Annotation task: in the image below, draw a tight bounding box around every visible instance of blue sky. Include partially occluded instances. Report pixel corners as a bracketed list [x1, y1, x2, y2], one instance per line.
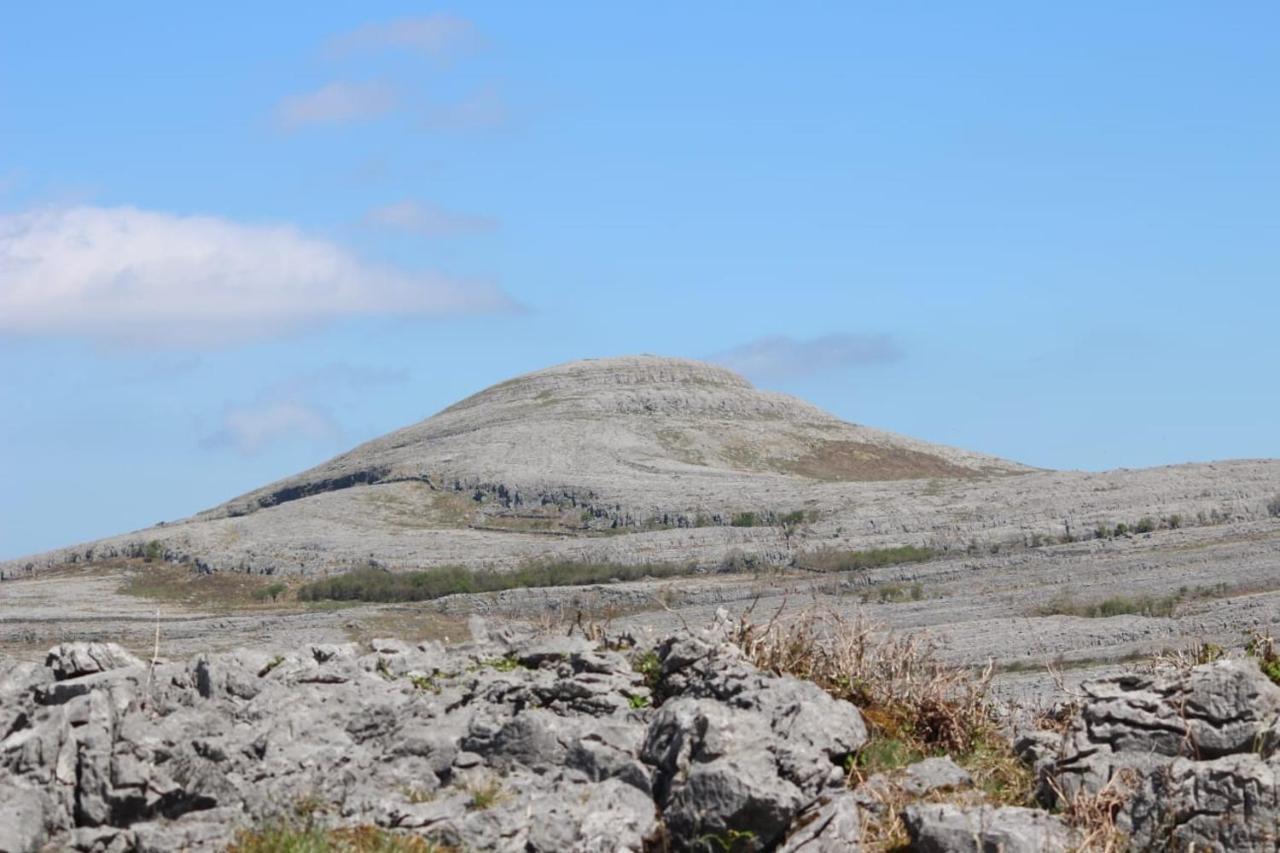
[2, 2, 1278, 558]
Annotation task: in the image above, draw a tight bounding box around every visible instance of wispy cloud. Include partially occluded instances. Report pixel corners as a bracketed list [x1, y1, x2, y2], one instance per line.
[201, 364, 409, 455]
[202, 401, 342, 455]
[365, 199, 497, 236]
[711, 333, 903, 381]
[421, 86, 509, 132]
[275, 82, 395, 130]
[327, 15, 479, 60]
[0, 205, 515, 346]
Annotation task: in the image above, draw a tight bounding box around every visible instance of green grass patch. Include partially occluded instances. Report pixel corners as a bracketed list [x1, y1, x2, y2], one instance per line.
[1036, 591, 1183, 619]
[794, 545, 939, 573]
[1247, 631, 1280, 686]
[229, 822, 449, 852]
[297, 560, 696, 603]
[853, 737, 926, 775]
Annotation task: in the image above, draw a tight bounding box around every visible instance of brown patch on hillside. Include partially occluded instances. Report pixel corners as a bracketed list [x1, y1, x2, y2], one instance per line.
[784, 440, 981, 481]
[118, 561, 299, 611]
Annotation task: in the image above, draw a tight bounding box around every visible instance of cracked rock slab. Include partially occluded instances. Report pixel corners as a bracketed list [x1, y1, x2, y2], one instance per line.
[902, 803, 1079, 853]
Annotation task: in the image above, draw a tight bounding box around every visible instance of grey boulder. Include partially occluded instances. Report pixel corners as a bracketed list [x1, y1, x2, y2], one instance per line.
[902, 803, 1078, 853]
[44, 643, 144, 681]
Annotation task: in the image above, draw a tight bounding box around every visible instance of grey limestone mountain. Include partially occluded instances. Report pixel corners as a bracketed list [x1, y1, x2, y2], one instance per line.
[5, 354, 1277, 580]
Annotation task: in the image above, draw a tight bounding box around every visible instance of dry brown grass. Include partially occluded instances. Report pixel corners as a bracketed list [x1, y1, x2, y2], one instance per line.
[785, 439, 980, 482]
[726, 606, 1036, 851]
[229, 822, 453, 853]
[340, 607, 472, 647]
[1048, 768, 1136, 852]
[730, 608, 995, 756]
[118, 561, 301, 611]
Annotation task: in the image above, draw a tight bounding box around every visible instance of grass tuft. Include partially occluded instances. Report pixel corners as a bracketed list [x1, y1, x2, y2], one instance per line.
[467, 778, 505, 811]
[229, 821, 451, 852]
[1247, 630, 1280, 686]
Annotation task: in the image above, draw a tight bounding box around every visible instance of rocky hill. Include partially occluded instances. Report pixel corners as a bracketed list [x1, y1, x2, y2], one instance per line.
[204, 355, 1029, 521]
[6, 355, 1278, 579]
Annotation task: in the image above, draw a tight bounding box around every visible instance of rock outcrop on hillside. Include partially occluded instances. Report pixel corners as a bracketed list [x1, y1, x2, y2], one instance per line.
[5, 613, 1280, 852]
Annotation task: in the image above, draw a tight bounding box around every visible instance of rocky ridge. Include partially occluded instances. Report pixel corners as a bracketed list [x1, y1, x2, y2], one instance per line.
[4, 616, 1280, 851]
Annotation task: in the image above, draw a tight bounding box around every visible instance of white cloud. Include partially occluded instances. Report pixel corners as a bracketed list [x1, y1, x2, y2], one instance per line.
[201, 364, 409, 454]
[327, 15, 479, 59]
[711, 334, 902, 381]
[275, 82, 395, 129]
[0, 205, 514, 346]
[365, 200, 497, 236]
[421, 86, 509, 131]
[202, 401, 341, 455]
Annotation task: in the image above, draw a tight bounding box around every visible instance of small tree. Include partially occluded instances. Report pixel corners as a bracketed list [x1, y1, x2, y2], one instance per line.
[252, 582, 288, 603]
[1267, 495, 1280, 518]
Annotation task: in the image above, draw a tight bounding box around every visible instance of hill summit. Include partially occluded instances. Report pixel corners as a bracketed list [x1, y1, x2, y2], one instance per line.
[205, 355, 1027, 520]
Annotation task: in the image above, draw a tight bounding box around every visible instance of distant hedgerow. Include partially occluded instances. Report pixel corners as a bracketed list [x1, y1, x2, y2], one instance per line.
[297, 560, 695, 603]
[793, 545, 939, 573]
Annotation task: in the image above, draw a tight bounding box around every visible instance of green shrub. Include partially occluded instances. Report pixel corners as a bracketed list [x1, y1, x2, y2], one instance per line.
[795, 545, 938, 573]
[297, 560, 695, 603]
[730, 512, 757, 528]
[252, 582, 287, 603]
[1166, 514, 1182, 530]
[632, 649, 662, 691]
[1133, 517, 1156, 534]
[779, 510, 811, 528]
[1037, 591, 1182, 619]
[1268, 495, 1280, 518]
[142, 540, 164, 563]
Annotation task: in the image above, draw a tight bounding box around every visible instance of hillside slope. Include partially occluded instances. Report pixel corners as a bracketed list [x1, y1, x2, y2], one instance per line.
[5, 355, 1279, 578]
[201, 355, 1028, 520]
